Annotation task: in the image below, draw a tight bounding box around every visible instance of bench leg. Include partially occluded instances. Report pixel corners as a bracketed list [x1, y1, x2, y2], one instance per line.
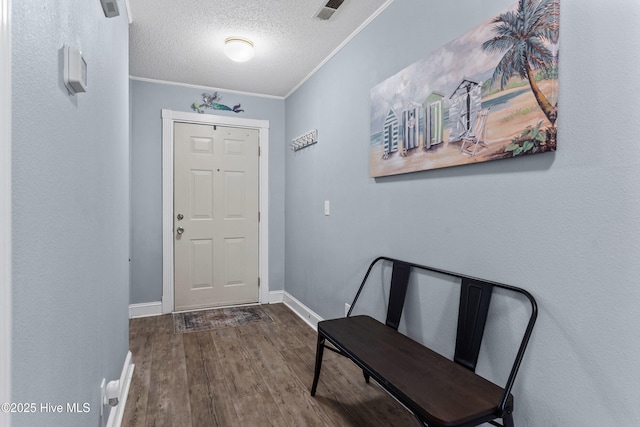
[310, 335, 325, 396]
[502, 410, 514, 427]
[363, 370, 370, 384]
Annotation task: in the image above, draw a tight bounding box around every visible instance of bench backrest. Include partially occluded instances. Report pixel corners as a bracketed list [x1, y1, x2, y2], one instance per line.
[347, 256, 537, 414]
[382, 261, 494, 371]
[455, 278, 493, 371]
[385, 260, 411, 331]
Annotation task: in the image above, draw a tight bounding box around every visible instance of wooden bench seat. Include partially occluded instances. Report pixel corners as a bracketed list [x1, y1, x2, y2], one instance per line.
[310, 257, 537, 427]
[319, 315, 511, 426]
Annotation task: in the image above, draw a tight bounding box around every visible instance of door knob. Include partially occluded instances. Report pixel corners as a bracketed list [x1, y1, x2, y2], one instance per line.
[176, 227, 184, 235]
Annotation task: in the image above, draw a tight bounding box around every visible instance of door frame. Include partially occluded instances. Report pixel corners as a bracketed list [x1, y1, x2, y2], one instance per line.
[1, 0, 12, 421]
[161, 109, 269, 314]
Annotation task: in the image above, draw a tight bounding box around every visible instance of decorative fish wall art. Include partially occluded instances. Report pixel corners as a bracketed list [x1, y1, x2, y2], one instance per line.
[191, 92, 244, 114]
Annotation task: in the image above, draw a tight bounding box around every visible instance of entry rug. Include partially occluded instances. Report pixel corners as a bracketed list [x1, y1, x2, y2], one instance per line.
[173, 306, 272, 334]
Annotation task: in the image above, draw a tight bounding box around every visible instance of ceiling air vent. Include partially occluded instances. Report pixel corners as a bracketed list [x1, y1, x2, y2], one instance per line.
[315, 0, 345, 20]
[100, 0, 120, 18]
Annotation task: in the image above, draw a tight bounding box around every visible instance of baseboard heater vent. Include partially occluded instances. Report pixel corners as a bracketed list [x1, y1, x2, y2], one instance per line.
[315, 0, 345, 20]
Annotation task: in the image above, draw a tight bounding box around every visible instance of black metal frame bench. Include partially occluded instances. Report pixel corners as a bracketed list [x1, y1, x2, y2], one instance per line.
[310, 256, 537, 427]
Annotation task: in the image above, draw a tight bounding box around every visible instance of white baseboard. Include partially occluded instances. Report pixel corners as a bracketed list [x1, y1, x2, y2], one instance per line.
[129, 301, 162, 318]
[282, 291, 323, 331]
[130, 294, 304, 317]
[106, 351, 135, 427]
[268, 290, 284, 304]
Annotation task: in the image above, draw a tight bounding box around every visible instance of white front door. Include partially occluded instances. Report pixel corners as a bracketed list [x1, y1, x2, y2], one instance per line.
[173, 122, 259, 311]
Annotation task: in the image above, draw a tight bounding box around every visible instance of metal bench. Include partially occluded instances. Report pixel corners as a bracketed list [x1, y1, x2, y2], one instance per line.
[310, 256, 538, 427]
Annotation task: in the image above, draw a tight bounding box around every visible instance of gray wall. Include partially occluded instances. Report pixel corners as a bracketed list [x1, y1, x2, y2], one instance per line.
[285, 0, 640, 425]
[129, 79, 286, 304]
[11, 1, 130, 426]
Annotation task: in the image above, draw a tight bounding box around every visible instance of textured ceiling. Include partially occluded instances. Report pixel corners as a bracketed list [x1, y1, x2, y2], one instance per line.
[128, 0, 390, 97]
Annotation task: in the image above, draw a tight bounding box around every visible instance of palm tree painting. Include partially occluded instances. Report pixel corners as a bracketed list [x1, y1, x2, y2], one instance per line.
[369, 0, 560, 178]
[482, 0, 559, 154]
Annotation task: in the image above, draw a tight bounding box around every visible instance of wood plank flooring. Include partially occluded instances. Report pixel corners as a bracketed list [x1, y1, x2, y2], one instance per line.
[122, 303, 416, 427]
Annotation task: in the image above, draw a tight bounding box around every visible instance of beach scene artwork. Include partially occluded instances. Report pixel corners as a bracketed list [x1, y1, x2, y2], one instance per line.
[370, 0, 559, 177]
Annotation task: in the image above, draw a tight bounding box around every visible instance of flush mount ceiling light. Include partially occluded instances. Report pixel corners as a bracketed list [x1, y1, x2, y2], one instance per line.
[224, 37, 255, 62]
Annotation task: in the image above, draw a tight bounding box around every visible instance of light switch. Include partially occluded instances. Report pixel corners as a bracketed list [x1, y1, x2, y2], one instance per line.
[324, 200, 330, 216]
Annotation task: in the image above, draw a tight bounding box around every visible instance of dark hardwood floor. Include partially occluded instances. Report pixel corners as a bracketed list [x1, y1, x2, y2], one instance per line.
[122, 303, 416, 427]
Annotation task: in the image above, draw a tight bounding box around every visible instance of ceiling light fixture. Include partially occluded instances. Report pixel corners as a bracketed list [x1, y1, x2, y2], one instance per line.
[224, 37, 255, 62]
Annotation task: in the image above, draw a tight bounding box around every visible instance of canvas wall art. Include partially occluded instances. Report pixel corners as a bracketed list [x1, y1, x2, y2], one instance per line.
[370, 0, 559, 177]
